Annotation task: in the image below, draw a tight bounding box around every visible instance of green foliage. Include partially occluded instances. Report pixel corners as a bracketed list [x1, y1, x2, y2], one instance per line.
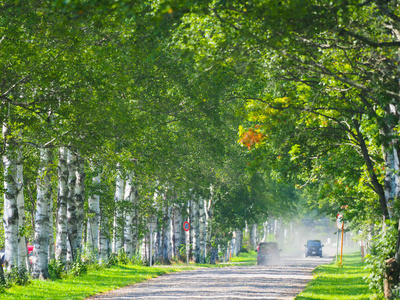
[48, 260, 65, 281]
[107, 249, 130, 267]
[4, 267, 30, 287]
[364, 221, 398, 297]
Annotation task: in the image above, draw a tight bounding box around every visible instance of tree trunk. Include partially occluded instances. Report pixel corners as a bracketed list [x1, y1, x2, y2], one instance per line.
[2, 123, 19, 271]
[16, 147, 29, 271]
[75, 152, 85, 254]
[67, 149, 78, 262]
[98, 208, 109, 265]
[123, 173, 134, 257]
[199, 198, 206, 264]
[48, 191, 55, 261]
[161, 204, 172, 263]
[249, 223, 258, 250]
[56, 147, 68, 264]
[172, 204, 183, 259]
[112, 167, 124, 253]
[87, 173, 100, 258]
[33, 148, 53, 279]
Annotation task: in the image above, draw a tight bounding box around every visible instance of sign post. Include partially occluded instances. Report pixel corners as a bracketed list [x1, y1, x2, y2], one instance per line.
[183, 221, 190, 266]
[336, 214, 344, 266]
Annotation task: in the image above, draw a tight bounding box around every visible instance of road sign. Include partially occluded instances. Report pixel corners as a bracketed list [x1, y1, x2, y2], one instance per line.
[336, 214, 343, 229]
[183, 221, 190, 232]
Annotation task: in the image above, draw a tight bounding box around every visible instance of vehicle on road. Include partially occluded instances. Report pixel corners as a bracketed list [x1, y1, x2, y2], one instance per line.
[256, 242, 281, 265]
[305, 240, 323, 257]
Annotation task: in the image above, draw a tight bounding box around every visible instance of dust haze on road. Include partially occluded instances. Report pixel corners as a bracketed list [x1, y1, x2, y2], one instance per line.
[86, 256, 332, 300]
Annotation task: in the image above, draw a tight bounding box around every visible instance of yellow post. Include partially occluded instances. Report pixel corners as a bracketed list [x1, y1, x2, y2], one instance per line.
[340, 221, 344, 266]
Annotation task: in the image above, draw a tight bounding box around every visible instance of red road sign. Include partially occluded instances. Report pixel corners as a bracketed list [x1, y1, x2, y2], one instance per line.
[183, 221, 190, 232]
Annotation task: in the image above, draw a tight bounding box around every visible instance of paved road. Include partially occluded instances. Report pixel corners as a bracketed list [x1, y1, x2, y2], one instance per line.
[86, 256, 332, 300]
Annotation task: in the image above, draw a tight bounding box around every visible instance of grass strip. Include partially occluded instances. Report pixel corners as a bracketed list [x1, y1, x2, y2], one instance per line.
[295, 253, 373, 300]
[0, 253, 257, 300]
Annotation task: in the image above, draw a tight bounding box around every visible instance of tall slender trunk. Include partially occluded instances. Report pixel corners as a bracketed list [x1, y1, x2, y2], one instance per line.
[75, 153, 85, 253]
[198, 198, 206, 263]
[33, 148, 53, 279]
[2, 123, 19, 271]
[48, 192, 55, 261]
[112, 167, 124, 253]
[67, 149, 78, 262]
[172, 204, 183, 259]
[87, 173, 100, 257]
[161, 204, 172, 263]
[249, 223, 258, 250]
[132, 190, 139, 255]
[56, 147, 68, 264]
[16, 147, 28, 270]
[194, 201, 200, 263]
[123, 173, 134, 257]
[98, 207, 109, 265]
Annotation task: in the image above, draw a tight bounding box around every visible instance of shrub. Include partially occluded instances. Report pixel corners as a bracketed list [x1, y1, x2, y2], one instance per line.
[48, 259, 64, 280]
[364, 220, 397, 298]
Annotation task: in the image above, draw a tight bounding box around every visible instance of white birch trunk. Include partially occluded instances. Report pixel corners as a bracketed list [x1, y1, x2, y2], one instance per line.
[98, 210, 109, 265]
[112, 167, 124, 253]
[48, 192, 55, 261]
[123, 173, 134, 257]
[67, 149, 78, 262]
[2, 124, 19, 271]
[249, 223, 258, 250]
[193, 201, 200, 263]
[75, 153, 85, 253]
[33, 148, 53, 279]
[132, 190, 139, 255]
[262, 221, 268, 242]
[161, 204, 172, 262]
[87, 173, 100, 257]
[16, 147, 29, 270]
[172, 205, 183, 259]
[198, 198, 206, 263]
[56, 147, 68, 264]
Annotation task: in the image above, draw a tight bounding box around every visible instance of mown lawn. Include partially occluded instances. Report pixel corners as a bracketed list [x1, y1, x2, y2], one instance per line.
[295, 253, 373, 300]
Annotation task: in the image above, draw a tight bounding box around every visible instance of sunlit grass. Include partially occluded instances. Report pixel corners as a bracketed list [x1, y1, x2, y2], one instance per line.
[0, 264, 191, 300]
[295, 253, 373, 300]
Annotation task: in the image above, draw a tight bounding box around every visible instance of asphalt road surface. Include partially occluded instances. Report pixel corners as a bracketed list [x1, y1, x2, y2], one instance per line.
[86, 256, 332, 300]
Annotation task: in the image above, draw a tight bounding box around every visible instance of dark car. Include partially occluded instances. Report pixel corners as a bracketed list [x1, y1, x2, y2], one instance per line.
[256, 242, 281, 265]
[305, 240, 323, 257]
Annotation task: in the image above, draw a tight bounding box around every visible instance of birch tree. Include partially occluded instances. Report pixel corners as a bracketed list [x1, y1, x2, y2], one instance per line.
[123, 173, 134, 257]
[56, 147, 68, 264]
[67, 149, 78, 261]
[112, 167, 124, 253]
[87, 172, 100, 256]
[75, 153, 86, 253]
[2, 123, 19, 271]
[16, 147, 28, 270]
[33, 148, 53, 279]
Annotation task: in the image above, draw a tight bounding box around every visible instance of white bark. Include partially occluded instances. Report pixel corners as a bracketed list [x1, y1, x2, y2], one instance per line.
[56, 147, 68, 264]
[67, 149, 78, 261]
[189, 199, 198, 262]
[112, 167, 124, 253]
[48, 192, 55, 261]
[75, 153, 85, 253]
[2, 123, 19, 271]
[87, 173, 100, 257]
[123, 173, 134, 257]
[199, 198, 206, 263]
[98, 210, 109, 265]
[249, 223, 258, 250]
[16, 147, 29, 270]
[172, 205, 183, 259]
[33, 148, 53, 279]
[161, 204, 172, 262]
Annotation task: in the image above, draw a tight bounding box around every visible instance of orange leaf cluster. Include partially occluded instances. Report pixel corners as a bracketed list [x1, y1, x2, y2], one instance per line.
[240, 128, 264, 149]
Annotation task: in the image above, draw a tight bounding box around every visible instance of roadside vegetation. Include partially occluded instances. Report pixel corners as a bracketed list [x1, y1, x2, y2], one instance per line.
[295, 253, 373, 300]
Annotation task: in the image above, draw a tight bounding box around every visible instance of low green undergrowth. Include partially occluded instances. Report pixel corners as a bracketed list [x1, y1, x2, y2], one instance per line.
[295, 253, 373, 300]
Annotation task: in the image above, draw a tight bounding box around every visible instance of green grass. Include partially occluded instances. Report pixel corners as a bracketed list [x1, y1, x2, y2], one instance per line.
[295, 253, 373, 300]
[229, 251, 257, 265]
[0, 264, 192, 300]
[0, 253, 257, 300]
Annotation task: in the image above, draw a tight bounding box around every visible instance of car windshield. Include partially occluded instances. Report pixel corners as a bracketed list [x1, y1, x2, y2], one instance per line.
[307, 240, 321, 247]
[259, 243, 277, 251]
